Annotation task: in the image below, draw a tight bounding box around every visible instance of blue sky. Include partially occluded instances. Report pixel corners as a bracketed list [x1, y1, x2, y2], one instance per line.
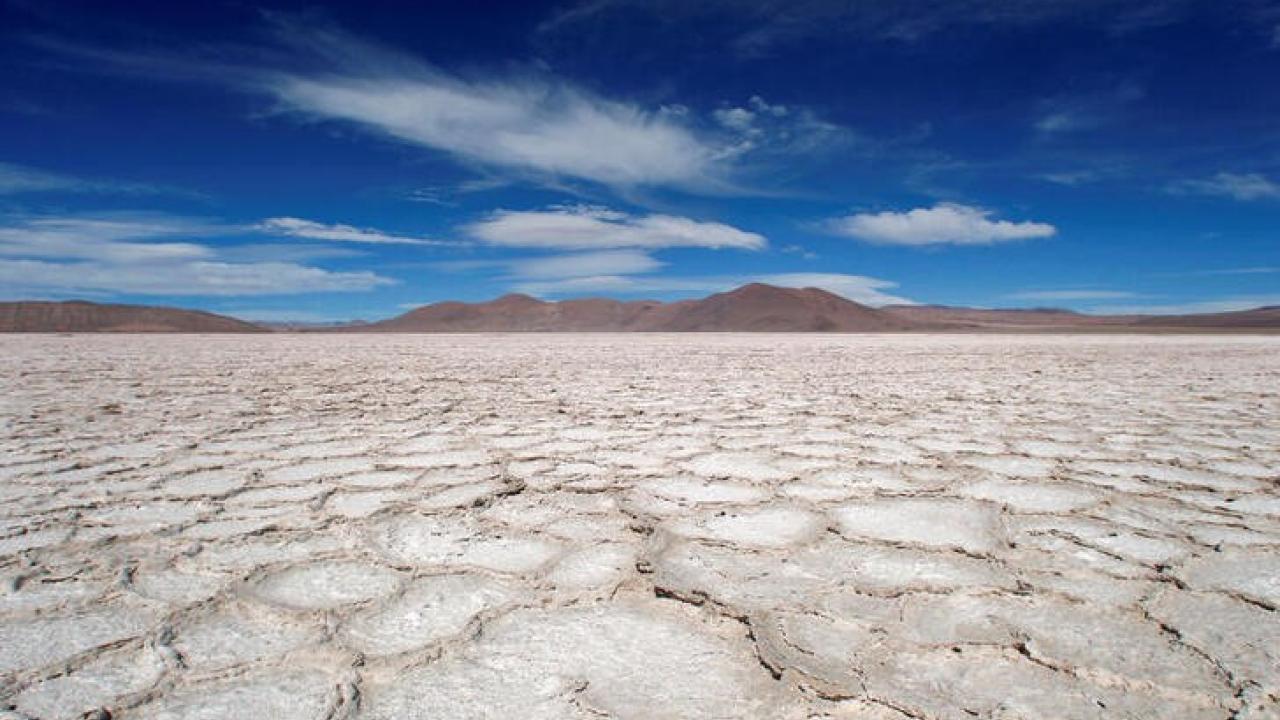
[1, 0, 1278, 321]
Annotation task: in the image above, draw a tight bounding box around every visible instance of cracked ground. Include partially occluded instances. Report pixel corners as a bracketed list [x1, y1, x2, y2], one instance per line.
[1, 333, 1278, 720]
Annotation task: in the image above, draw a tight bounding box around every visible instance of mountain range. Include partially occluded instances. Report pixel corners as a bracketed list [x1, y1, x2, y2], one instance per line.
[0, 300, 265, 333]
[3, 285, 1278, 333]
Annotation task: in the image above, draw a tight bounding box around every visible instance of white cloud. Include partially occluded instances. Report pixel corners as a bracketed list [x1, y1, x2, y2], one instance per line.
[513, 271, 911, 306]
[781, 244, 818, 260]
[1168, 172, 1280, 201]
[507, 250, 663, 279]
[258, 33, 852, 190]
[512, 275, 659, 296]
[40, 23, 855, 194]
[264, 31, 721, 190]
[0, 214, 394, 297]
[712, 96, 851, 160]
[830, 203, 1056, 246]
[466, 205, 767, 251]
[259, 217, 446, 245]
[713, 107, 756, 132]
[748, 95, 789, 117]
[218, 243, 366, 263]
[1007, 290, 1137, 301]
[0, 216, 216, 262]
[0, 259, 391, 296]
[756, 273, 912, 305]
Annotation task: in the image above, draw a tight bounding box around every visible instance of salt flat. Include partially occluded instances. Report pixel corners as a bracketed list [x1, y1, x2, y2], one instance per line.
[1, 334, 1278, 719]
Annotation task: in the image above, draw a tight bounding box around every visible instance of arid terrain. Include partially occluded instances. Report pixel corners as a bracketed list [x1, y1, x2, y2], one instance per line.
[5, 286, 1280, 333]
[1, 334, 1278, 719]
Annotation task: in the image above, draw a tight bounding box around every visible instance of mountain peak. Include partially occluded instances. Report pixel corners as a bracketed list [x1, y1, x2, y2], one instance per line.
[492, 293, 544, 305]
[363, 283, 913, 332]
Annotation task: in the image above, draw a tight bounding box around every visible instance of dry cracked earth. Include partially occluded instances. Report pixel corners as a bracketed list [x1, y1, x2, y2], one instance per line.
[1, 334, 1278, 720]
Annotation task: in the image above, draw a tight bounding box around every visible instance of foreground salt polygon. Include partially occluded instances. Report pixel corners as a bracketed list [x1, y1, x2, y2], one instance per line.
[0, 334, 1278, 719]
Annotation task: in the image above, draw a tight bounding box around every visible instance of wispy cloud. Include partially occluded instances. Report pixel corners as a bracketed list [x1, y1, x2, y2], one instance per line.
[259, 217, 448, 246]
[0, 213, 394, 296]
[268, 71, 719, 191]
[757, 273, 913, 305]
[1167, 172, 1280, 201]
[0, 259, 391, 296]
[1155, 266, 1279, 277]
[1034, 111, 1104, 136]
[466, 205, 767, 251]
[1033, 82, 1144, 138]
[37, 20, 851, 195]
[1093, 296, 1280, 315]
[217, 243, 368, 263]
[512, 271, 912, 306]
[506, 250, 663, 279]
[0, 215, 218, 262]
[1038, 170, 1104, 186]
[253, 22, 728, 191]
[0, 161, 199, 198]
[711, 95, 854, 159]
[1006, 289, 1138, 301]
[540, 0, 1204, 57]
[829, 203, 1056, 246]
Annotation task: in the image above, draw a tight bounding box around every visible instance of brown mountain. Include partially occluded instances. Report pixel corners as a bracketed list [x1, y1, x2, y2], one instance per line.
[1132, 306, 1280, 329]
[366, 284, 918, 332]
[883, 304, 1280, 331]
[365, 286, 1280, 333]
[0, 301, 267, 333]
[368, 293, 666, 332]
[649, 284, 916, 331]
[881, 305, 1139, 330]
[6, 290, 1278, 333]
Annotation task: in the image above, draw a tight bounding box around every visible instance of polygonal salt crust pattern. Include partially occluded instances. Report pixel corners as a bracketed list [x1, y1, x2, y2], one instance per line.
[0, 334, 1277, 719]
[247, 560, 402, 610]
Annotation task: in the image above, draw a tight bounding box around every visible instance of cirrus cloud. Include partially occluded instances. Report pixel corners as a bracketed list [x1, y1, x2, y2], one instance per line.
[0, 213, 395, 297]
[271, 71, 719, 190]
[830, 203, 1056, 246]
[39, 20, 851, 195]
[466, 205, 767, 251]
[1006, 289, 1137, 301]
[506, 250, 663, 279]
[259, 216, 447, 246]
[0, 259, 391, 296]
[0, 161, 200, 198]
[1167, 172, 1280, 202]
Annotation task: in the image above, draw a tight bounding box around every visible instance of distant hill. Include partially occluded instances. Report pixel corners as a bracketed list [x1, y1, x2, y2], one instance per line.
[4, 290, 1278, 333]
[881, 305, 1138, 330]
[0, 301, 267, 333]
[366, 292, 665, 332]
[366, 285, 1280, 333]
[362, 284, 918, 332]
[651, 284, 916, 331]
[1132, 306, 1280, 329]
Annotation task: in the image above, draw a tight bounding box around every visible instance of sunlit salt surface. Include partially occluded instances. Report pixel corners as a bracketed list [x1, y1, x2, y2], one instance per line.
[0, 333, 1277, 719]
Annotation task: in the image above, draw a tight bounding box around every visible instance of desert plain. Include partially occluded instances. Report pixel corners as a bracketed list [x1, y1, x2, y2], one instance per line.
[1, 333, 1278, 720]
